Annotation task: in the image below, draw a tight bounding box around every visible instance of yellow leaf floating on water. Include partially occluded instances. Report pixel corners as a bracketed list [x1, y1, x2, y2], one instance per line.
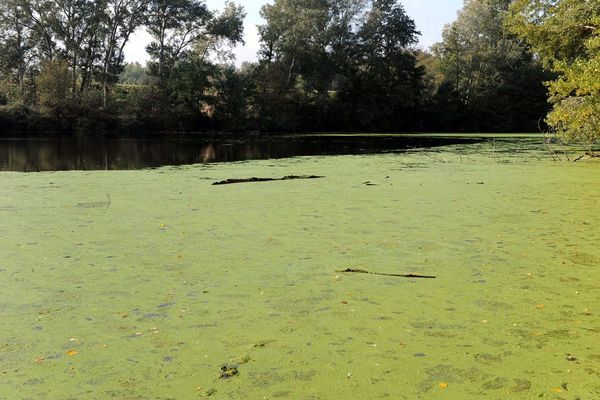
[439, 382, 448, 390]
[552, 387, 563, 393]
[536, 304, 545, 310]
[66, 350, 79, 356]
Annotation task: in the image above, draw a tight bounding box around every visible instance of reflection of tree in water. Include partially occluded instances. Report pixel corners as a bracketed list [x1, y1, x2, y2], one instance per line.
[200, 143, 216, 163]
[0, 136, 482, 172]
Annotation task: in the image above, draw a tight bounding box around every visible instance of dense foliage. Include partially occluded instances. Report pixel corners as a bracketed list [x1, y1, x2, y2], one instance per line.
[429, 0, 552, 132]
[507, 0, 600, 146]
[252, 0, 425, 131]
[0, 0, 245, 131]
[0, 0, 579, 136]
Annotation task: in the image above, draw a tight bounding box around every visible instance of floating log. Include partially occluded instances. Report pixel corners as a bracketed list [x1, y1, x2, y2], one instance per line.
[213, 175, 324, 185]
[336, 268, 436, 279]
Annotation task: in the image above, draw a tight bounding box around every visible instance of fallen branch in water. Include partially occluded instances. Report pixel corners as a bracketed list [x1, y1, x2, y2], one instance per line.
[573, 153, 600, 162]
[213, 175, 324, 185]
[336, 268, 436, 279]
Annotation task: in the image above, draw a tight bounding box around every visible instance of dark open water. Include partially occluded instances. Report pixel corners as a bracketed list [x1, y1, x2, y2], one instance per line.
[0, 134, 482, 172]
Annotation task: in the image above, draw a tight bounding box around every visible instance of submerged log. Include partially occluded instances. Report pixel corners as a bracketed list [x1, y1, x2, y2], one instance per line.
[213, 175, 324, 185]
[336, 268, 436, 279]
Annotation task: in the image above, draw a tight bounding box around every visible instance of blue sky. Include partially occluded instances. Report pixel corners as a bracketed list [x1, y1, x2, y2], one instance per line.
[125, 0, 464, 65]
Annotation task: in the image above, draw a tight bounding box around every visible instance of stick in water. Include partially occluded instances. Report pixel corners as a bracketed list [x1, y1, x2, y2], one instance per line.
[213, 175, 324, 185]
[336, 268, 436, 279]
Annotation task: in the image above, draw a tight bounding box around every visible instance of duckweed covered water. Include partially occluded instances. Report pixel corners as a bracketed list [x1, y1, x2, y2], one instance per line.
[1, 139, 599, 399]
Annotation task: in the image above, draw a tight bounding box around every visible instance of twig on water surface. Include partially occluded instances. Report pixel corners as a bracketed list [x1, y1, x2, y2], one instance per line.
[488, 137, 504, 163]
[543, 130, 572, 162]
[336, 268, 436, 279]
[520, 150, 543, 161]
[213, 175, 324, 185]
[455, 150, 472, 164]
[512, 145, 522, 160]
[557, 137, 571, 162]
[419, 150, 450, 163]
[539, 120, 559, 161]
[573, 153, 600, 162]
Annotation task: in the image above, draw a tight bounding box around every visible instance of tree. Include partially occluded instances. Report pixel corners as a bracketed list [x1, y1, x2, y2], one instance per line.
[37, 59, 70, 118]
[146, 0, 211, 85]
[145, 0, 245, 125]
[256, 0, 333, 130]
[52, 0, 106, 93]
[12, 0, 147, 106]
[197, 1, 245, 63]
[211, 64, 254, 130]
[99, 0, 150, 108]
[339, 0, 423, 130]
[508, 0, 600, 146]
[259, 0, 337, 92]
[0, 0, 247, 130]
[256, 0, 422, 131]
[429, 0, 551, 132]
[0, 0, 37, 101]
[119, 62, 150, 85]
[20, 0, 57, 60]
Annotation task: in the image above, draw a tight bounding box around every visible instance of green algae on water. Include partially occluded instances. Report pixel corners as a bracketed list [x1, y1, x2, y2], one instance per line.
[0, 138, 599, 399]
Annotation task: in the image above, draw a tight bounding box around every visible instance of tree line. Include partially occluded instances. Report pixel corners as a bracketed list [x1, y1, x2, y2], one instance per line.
[0, 0, 598, 144]
[0, 0, 245, 130]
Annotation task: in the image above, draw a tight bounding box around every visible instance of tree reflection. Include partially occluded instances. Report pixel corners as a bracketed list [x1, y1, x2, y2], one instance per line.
[0, 135, 481, 172]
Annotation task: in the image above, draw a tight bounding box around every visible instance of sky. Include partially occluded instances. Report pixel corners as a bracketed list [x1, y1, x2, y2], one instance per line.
[125, 0, 464, 65]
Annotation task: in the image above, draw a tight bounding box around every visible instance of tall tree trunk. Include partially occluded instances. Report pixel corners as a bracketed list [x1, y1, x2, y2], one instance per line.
[71, 55, 78, 96]
[103, 41, 115, 109]
[286, 55, 296, 87]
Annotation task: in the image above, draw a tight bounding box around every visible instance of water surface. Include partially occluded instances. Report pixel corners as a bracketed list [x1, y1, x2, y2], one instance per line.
[1, 138, 598, 399]
[0, 134, 481, 172]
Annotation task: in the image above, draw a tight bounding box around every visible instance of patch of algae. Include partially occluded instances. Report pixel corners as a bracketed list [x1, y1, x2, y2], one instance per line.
[0, 139, 599, 399]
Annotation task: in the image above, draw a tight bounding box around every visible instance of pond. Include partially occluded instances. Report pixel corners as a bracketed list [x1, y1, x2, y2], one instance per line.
[0, 135, 599, 399]
[0, 133, 481, 172]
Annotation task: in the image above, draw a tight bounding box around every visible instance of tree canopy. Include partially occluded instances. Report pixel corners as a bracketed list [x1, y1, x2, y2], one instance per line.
[1, 0, 589, 139]
[255, 0, 424, 131]
[508, 0, 600, 146]
[429, 0, 551, 132]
